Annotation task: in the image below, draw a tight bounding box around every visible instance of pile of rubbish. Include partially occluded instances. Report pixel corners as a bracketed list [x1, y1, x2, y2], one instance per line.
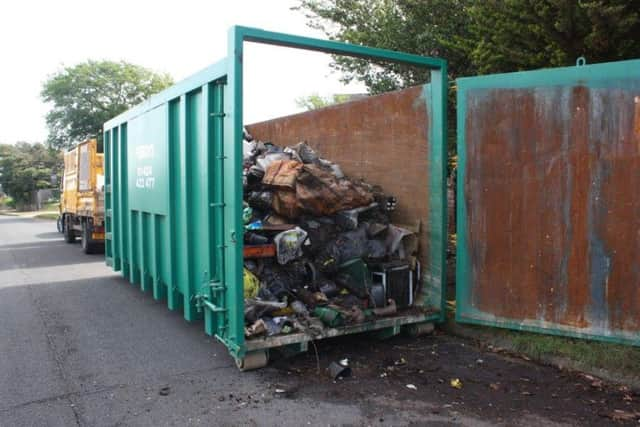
[242, 128, 421, 339]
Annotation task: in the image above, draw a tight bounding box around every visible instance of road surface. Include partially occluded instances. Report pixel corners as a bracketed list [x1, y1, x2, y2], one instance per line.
[0, 216, 633, 426]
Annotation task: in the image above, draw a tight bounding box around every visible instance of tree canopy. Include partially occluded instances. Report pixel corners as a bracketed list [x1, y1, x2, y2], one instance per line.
[295, 93, 354, 110]
[0, 143, 62, 208]
[297, 0, 640, 91]
[41, 60, 173, 150]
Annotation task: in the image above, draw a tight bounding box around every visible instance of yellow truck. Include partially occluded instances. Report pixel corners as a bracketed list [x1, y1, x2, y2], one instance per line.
[58, 139, 105, 254]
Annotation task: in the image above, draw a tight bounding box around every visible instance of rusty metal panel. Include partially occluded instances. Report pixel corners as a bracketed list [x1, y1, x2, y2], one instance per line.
[456, 59, 640, 345]
[247, 84, 446, 314]
[248, 86, 431, 273]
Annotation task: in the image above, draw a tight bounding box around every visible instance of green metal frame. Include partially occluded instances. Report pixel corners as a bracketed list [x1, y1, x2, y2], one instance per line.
[456, 59, 640, 346]
[104, 26, 448, 361]
[226, 26, 448, 358]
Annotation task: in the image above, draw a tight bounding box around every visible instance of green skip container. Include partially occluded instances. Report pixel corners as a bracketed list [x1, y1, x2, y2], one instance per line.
[103, 26, 448, 369]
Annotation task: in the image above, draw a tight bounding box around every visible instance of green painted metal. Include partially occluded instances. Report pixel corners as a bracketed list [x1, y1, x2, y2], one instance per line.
[104, 26, 447, 362]
[456, 59, 640, 345]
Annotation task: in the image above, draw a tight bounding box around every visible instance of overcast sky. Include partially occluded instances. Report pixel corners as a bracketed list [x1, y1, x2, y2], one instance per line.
[0, 0, 365, 144]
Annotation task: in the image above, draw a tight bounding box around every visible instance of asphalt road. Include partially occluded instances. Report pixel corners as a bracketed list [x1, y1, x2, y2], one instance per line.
[1, 216, 629, 426]
[0, 216, 374, 426]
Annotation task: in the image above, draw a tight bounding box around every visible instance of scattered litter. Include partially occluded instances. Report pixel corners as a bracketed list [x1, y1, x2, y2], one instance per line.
[394, 357, 407, 366]
[328, 359, 352, 380]
[450, 378, 463, 389]
[245, 319, 267, 338]
[406, 384, 417, 391]
[608, 409, 640, 422]
[243, 268, 260, 299]
[273, 227, 308, 265]
[240, 135, 420, 340]
[581, 373, 604, 389]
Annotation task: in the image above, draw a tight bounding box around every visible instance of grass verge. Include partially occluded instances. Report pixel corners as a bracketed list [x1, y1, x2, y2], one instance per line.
[443, 309, 640, 386]
[491, 327, 640, 377]
[42, 201, 60, 211]
[33, 212, 59, 220]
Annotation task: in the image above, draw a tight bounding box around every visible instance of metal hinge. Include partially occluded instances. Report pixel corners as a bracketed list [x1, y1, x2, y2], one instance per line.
[195, 295, 227, 313]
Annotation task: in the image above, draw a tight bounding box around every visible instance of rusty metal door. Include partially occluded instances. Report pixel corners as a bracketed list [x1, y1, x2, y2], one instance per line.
[456, 59, 640, 345]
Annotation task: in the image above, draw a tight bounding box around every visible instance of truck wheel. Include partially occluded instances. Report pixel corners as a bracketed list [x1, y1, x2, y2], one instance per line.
[82, 221, 97, 254]
[57, 216, 63, 233]
[64, 216, 76, 243]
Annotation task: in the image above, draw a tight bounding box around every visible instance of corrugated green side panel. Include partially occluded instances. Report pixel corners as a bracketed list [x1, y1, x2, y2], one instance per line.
[105, 25, 448, 361]
[104, 60, 232, 341]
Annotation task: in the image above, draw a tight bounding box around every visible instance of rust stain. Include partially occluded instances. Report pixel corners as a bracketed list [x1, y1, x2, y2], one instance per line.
[635, 96, 640, 153]
[247, 86, 432, 269]
[464, 84, 640, 334]
[597, 90, 640, 332]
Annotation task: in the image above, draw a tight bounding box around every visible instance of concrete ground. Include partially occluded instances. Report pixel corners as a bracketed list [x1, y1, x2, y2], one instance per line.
[0, 216, 633, 426]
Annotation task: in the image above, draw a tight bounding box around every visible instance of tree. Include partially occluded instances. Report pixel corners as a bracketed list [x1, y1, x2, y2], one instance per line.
[296, 0, 475, 92]
[295, 93, 354, 110]
[41, 60, 173, 150]
[0, 143, 62, 210]
[296, 0, 640, 161]
[297, 0, 640, 86]
[461, 0, 640, 74]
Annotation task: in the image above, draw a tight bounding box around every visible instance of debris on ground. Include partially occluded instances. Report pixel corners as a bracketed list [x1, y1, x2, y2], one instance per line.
[450, 378, 463, 389]
[265, 334, 640, 427]
[328, 359, 352, 380]
[241, 129, 421, 340]
[608, 409, 640, 422]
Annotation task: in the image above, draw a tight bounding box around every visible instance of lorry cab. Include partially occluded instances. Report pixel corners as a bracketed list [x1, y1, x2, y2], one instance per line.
[58, 138, 105, 254]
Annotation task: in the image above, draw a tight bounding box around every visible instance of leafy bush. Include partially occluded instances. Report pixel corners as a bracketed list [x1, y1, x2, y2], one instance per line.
[0, 196, 15, 209]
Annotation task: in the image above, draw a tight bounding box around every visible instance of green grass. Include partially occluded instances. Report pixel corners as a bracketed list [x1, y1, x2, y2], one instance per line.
[498, 329, 640, 375]
[450, 319, 640, 381]
[42, 201, 60, 211]
[444, 301, 640, 380]
[33, 212, 59, 220]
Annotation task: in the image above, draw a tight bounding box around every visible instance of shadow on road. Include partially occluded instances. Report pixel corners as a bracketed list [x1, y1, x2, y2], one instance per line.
[34, 231, 61, 240]
[0, 240, 104, 271]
